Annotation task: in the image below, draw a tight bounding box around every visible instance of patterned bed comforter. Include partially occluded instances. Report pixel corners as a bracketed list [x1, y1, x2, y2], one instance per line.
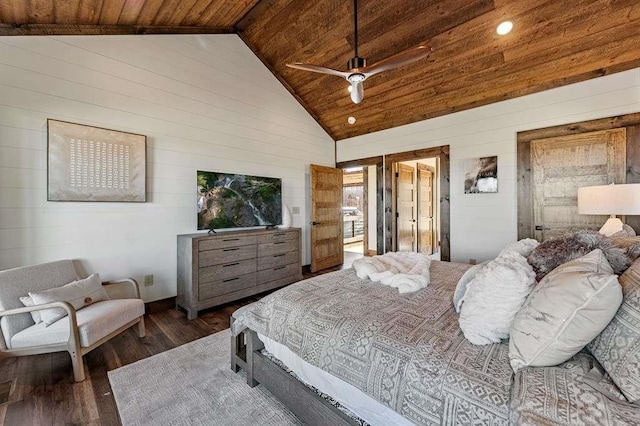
[232, 261, 513, 425]
[511, 352, 640, 426]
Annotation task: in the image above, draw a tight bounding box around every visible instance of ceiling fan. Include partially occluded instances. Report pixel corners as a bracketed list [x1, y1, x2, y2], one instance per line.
[286, 0, 432, 104]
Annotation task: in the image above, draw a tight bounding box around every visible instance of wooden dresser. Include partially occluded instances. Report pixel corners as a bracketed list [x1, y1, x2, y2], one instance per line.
[177, 228, 302, 319]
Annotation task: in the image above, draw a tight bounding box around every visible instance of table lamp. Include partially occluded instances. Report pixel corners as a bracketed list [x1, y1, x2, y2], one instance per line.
[577, 183, 640, 236]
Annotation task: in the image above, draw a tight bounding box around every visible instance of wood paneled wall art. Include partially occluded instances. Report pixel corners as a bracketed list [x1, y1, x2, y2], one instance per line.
[517, 112, 640, 239]
[1, 1, 640, 141]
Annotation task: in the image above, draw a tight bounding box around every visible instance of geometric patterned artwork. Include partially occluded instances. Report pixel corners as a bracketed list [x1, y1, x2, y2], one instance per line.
[47, 119, 146, 202]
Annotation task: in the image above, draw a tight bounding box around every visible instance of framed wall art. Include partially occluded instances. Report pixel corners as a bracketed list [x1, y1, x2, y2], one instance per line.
[47, 119, 146, 202]
[464, 155, 498, 194]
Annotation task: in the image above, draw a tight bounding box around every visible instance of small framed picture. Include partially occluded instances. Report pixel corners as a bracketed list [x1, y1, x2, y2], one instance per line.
[464, 156, 498, 194]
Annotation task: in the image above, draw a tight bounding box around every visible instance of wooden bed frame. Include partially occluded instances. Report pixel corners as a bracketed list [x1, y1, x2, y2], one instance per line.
[230, 318, 358, 426]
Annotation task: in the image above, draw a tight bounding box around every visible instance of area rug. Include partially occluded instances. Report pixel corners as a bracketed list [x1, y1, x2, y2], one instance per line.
[108, 329, 301, 426]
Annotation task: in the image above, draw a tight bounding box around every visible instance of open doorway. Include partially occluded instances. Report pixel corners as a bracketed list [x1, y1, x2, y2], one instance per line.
[342, 167, 365, 268]
[394, 157, 441, 260]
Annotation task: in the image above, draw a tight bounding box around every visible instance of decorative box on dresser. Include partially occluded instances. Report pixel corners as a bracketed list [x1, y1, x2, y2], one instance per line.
[177, 228, 303, 320]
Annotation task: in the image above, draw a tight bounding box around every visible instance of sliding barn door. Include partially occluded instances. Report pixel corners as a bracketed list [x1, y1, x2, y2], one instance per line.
[310, 164, 343, 272]
[531, 129, 626, 241]
[396, 163, 416, 252]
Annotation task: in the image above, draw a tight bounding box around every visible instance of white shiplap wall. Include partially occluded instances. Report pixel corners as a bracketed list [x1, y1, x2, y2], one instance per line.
[337, 69, 640, 263]
[0, 34, 335, 302]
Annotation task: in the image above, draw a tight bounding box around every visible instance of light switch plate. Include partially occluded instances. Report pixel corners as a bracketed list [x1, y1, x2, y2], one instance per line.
[292, 206, 300, 214]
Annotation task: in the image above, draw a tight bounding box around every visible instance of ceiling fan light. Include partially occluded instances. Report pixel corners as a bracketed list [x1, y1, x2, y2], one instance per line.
[496, 21, 513, 35]
[347, 73, 366, 83]
[350, 81, 364, 104]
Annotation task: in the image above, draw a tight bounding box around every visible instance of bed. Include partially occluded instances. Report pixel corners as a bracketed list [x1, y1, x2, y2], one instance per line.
[232, 261, 512, 424]
[231, 259, 640, 425]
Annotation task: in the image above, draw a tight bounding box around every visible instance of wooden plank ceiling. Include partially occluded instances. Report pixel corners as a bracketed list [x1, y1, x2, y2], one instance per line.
[1, 0, 639, 141]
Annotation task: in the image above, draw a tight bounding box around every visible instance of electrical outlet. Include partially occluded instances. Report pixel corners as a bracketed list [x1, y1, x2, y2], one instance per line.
[144, 274, 154, 286]
[292, 206, 300, 214]
[469, 258, 477, 265]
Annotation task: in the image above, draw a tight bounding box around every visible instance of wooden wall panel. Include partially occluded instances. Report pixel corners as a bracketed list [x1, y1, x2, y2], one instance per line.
[1, 0, 640, 143]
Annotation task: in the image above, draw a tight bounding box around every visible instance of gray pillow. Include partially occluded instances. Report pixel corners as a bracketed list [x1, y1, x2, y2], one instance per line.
[527, 229, 629, 281]
[29, 273, 109, 326]
[588, 257, 640, 403]
[510, 249, 622, 372]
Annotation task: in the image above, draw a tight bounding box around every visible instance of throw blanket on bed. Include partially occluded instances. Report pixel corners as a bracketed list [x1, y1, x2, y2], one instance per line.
[233, 261, 514, 425]
[352, 251, 431, 293]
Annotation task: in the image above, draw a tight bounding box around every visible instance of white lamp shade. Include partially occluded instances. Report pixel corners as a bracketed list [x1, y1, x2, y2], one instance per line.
[577, 184, 640, 215]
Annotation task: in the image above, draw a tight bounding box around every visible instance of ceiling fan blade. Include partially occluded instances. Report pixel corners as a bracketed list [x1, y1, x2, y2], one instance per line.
[286, 63, 350, 78]
[350, 81, 364, 104]
[361, 45, 432, 77]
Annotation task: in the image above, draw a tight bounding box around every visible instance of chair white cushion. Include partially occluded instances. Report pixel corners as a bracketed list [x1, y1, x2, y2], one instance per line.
[509, 249, 622, 372]
[10, 299, 144, 349]
[29, 274, 109, 326]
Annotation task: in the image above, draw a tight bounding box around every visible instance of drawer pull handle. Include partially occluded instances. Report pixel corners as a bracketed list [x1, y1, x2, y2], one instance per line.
[274, 242, 285, 245]
[274, 254, 285, 258]
[224, 262, 240, 267]
[273, 233, 285, 237]
[273, 266, 285, 271]
[222, 277, 239, 283]
[223, 238, 240, 242]
[223, 248, 240, 252]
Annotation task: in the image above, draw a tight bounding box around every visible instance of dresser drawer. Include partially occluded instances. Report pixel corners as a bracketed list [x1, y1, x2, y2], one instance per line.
[258, 239, 298, 257]
[257, 231, 298, 244]
[199, 272, 256, 300]
[199, 235, 257, 251]
[257, 250, 299, 271]
[199, 245, 257, 267]
[257, 263, 299, 285]
[199, 258, 256, 283]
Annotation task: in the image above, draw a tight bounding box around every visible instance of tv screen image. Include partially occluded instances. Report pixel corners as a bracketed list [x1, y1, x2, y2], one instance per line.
[197, 171, 282, 230]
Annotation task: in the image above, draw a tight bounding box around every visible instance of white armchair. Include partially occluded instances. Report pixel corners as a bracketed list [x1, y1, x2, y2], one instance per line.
[0, 260, 145, 382]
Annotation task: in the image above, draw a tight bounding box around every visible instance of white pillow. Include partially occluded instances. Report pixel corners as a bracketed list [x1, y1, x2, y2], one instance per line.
[454, 239, 539, 314]
[453, 261, 486, 313]
[498, 238, 539, 258]
[19, 296, 42, 324]
[458, 250, 536, 345]
[29, 273, 109, 326]
[509, 249, 622, 372]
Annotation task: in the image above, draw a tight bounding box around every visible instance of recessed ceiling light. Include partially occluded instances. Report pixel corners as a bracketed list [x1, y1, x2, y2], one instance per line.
[348, 116, 356, 125]
[496, 21, 513, 35]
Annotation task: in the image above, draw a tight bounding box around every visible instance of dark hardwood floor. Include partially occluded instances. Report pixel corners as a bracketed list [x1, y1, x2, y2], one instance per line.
[0, 266, 341, 425]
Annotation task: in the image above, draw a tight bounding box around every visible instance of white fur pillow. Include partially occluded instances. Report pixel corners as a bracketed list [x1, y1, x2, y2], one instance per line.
[458, 250, 536, 345]
[454, 239, 539, 313]
[498, 238, 539, 258]
[453, 261, 486, 313]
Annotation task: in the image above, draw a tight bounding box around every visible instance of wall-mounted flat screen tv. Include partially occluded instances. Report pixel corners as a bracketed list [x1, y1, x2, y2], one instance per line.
[197, 171, 282, 230]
